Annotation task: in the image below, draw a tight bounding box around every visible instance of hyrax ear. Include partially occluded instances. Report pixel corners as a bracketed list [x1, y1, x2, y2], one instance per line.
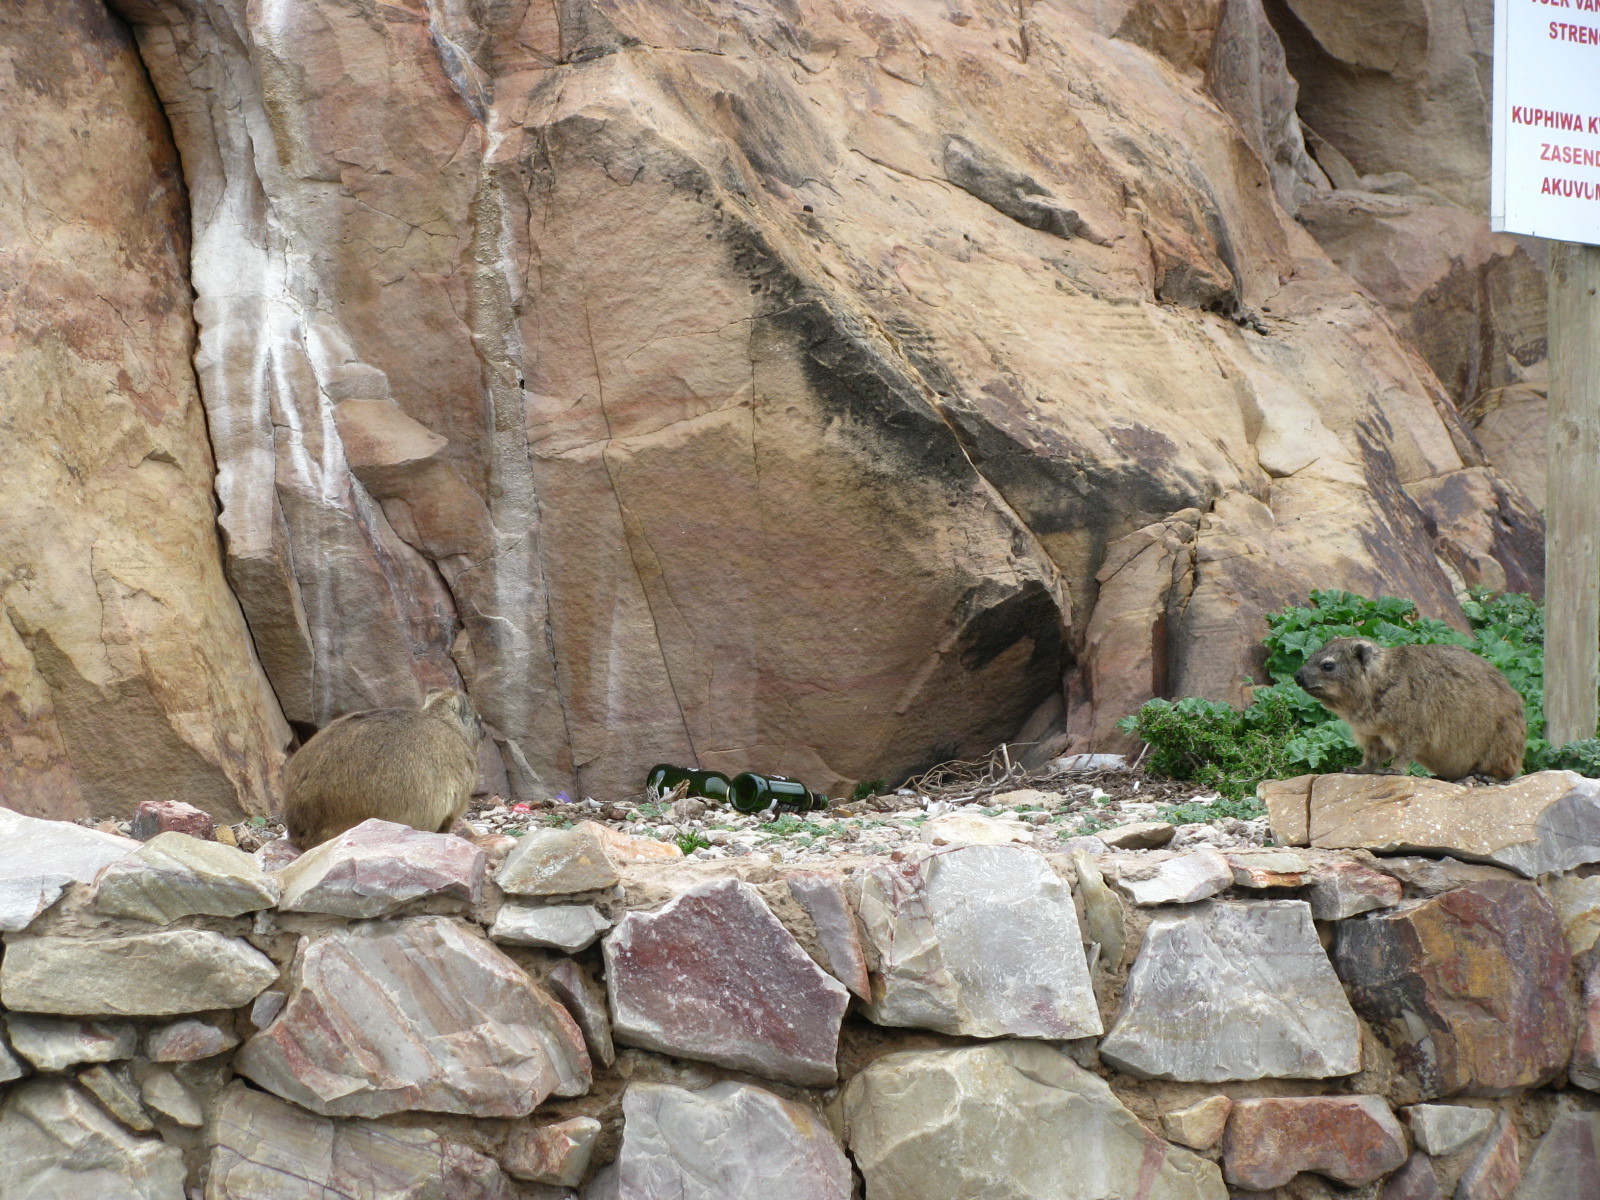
[1354, 642, 1372, 666]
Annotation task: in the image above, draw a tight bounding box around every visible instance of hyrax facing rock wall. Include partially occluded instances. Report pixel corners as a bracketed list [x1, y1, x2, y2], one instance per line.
[1294, 638, 1525, 782]
[284, 689, 484, 850]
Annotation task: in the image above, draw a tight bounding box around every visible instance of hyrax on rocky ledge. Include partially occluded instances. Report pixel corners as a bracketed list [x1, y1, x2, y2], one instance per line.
[283, 688, 484, 850]
[1294, 637, 1525, 782]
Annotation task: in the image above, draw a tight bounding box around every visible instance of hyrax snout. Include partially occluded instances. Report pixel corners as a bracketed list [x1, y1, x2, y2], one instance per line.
[1293, 637, 1525, 782]
[283, 688, 484, 850]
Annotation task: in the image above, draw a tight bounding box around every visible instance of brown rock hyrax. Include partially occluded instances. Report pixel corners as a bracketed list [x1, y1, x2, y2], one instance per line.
[1293, 638, 1525, 781]
[283, 688, 484, 850]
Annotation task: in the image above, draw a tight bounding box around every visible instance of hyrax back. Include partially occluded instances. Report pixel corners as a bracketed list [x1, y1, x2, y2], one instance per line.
[284, 689, 483, 850]
[1293, 637, 1525, 781]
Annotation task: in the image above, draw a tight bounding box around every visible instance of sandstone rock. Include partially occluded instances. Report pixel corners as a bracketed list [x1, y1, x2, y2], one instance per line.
[1116, 847, 1234, 906]
[249, 991, 286, 1030]
[1100, 899, 1360, 1081]
[605, 878, 848, 1086]
[0, 929, 278, 1016]
[1373, 856, 1521, 895]
[844, 1042, 1226, 1200]
[1572, 954, 1600, 1093]
[78, 1063, 154, 1133]
[497, 824, 624, 896]
[5, 1014, 137, 1071]
[1226, 850, 1310, 888]
[0, 1035, 23, 1084]
[1334, 881, 1578, 1099]
[1162, 1096, 1232, 1150]
[856, 845, 1100, 1040]
[129, 800, 216, 842]
[255, 838, 302, 872]
[93, 832, 278, 923]
[1456, 1113, 1520, 1200]
[0, 809, 137, 930]
[206, 1081, 513, 1199]
[236, 916, 588, 1117]
[1383, 1154, 1444, 1200]
[145, 1016, 238, 1063]
[617, 1081, 849, 1200]
[138, 1065, 205, 1128]
[1549, 874, 1600, 956]
[1264, 773, 1600, 877]
[0, 0, 285, 824]
[275, 819, 485, 918]
[1098, 821, 1176, 850]
[784, 871, 871, 1000]
[546, 957, 615, 1068]
[1404, 1104, 1494, 1157]
[1517, 1110, 1600, 1200]
[918, 812, 1032, 846]
[106, 0, 1536, 807]
[1224, 1095, 1407, 1188]
[489, 901, 610, 952]
[1072, 849, 1127, 972]
[1307, 858, 1402, 920]
[503, 1115, 602, 1187]
[0, 1079, 185, 1199]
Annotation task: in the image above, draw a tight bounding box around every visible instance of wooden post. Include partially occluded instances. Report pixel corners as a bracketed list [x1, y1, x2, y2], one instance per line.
[1545, 242, 1600, 746]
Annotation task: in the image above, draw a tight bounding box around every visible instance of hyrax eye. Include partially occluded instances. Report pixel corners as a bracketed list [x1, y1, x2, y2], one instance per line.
[1320, 661, 1335, 671]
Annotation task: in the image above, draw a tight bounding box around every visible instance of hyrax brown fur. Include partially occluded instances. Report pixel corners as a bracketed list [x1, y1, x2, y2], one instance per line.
[283, 689, 483, 850]
[1294, 637, 1525, 781]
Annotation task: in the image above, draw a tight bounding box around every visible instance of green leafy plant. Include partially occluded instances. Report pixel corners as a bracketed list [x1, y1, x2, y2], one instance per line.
[851, 779, 887, 801]
[1120, 587, 1586, 803]
[675, 830, 712, 854]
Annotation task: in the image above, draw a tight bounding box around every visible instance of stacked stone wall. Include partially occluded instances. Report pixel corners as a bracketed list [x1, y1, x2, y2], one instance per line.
[1, 777, 1599, 1199]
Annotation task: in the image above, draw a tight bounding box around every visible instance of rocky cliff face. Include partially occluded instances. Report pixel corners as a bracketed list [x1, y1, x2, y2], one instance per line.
[4, 0, 1545, 812]
[0, 0, 287, 820]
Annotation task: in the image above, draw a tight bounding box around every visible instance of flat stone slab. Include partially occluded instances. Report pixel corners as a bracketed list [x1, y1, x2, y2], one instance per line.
[94, 832, 279, 923]
[1572, 954, 1600, 1092]
[80, 1063, 153, 1132]
[206, 1081, 513, 1200]
[785, 871, 871, 1001]
[1517, 1110, 1600, 1200]
[617, 1081, 851, 1200]
[1334, 881, 1577, 1099]
[1456, 1113, 1520, 1200]
[497, 821, 677, 897]
[0, 808, 138, 931]
[1260, 771, 1600, 877]
[0, 930, 278, 1016]
[1162, 1096, 1232, 1150]
[6, 1014, 137, 1071]
[503, 1115, 602, 1187]
[918, 812, 1032, 845]
[1226, 850, 1310, 888]
[1223, 1096, 1407, 1189]
[605, 878, 849, 1086]
[236, 916, 588, 1118]
[843, 1042, 1226, 1200]
[0, 1079, 185, 1200]
[1405, 1104, 1495, 1156]
[1307, 858, 1402, 920]
[1098, 821, 1175, 849]
[145, 1016, 239, 1062]
[1100, 899, 1361, 1081]
[1115, 847, 1234, 906]
[856, 845, 1101, 1039]
[1549, 874, 1600, 956]
[546, 957, 615, 1068]
[274, 818, 484, 918]
[489, 900, 610, 951]
[1383, 1154, 1444, 1200]
[129, 801, 215, 842]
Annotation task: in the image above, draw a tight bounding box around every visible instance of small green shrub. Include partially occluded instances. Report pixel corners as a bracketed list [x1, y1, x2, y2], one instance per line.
[1120, 587, 1586, 802]
[851, 779, 887, 801]
[675, 830, 711, 854]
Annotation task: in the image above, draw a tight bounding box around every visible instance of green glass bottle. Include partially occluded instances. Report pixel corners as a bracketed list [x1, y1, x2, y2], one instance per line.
[646, 764, 732, 804]
[728, 772, 827, 814]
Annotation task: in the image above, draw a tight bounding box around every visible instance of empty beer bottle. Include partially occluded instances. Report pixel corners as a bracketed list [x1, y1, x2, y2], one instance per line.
[728, 772, 828, 814]
[645, 764, 731, 804]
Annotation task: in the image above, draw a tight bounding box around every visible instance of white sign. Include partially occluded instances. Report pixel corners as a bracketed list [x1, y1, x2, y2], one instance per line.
[1493, 0, 1600, 242]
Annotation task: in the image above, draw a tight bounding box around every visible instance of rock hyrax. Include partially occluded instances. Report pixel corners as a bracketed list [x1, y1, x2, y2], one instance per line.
[1294, 637, 1525, 782]
[283, 688, 483, 850]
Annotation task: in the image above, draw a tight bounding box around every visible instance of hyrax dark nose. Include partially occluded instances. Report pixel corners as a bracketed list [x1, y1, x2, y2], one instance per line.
[1294, 666, 1309, 688]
